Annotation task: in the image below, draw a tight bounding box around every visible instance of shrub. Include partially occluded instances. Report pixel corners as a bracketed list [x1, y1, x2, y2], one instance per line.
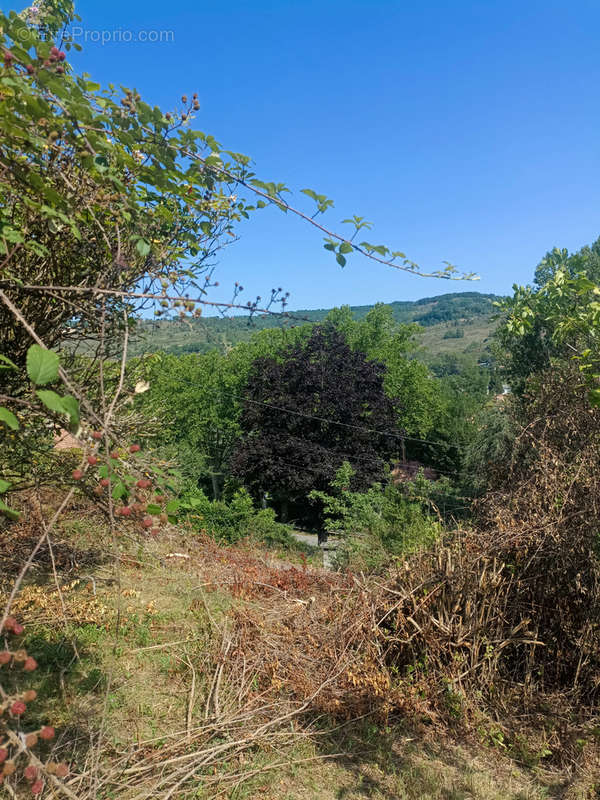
[179, 487, 294, 546]
[310, 462, 440, 571]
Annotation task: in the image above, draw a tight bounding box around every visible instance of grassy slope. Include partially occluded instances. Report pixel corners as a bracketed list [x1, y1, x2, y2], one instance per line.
[1, 499, 571, 800]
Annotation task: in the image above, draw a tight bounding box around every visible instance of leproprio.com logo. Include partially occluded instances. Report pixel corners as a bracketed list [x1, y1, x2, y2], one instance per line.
[70, 26, 175, 45]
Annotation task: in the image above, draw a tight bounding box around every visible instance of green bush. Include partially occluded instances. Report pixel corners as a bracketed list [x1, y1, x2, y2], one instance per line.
[309, 462, 440, 571]
[178, 487, 295, 546]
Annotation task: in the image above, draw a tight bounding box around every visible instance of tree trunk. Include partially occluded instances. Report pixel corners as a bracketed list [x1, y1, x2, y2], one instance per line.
[210, 472, 221, 501]
[280, 499, 289, 523]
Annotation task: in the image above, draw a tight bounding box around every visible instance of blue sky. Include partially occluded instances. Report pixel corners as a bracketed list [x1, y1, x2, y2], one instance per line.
[70, 0, 600, 310]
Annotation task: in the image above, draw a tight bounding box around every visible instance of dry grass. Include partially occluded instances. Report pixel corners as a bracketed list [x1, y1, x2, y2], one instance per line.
[3, 488, 599, 799]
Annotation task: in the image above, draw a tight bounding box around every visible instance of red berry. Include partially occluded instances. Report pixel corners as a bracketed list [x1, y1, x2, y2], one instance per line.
[110, 451, 119, 460]
[11, 701, 26, 715]
[31, 780, 44, 795]
[40, 726, 55, 741]
[72, 469, 83, 481]
[56, 65, 64, 74]
[129, 444, 141, 453]
[23, 656, 38, 671]
[119, 506, 132, 517]
[50, 46, 59, 56]
[141, 516, 153, 528]
[55, 763, 69, 778]
[12, 623, 24, 635]
[26, 64, 35, 75]
[92, 431, 102, 440]
[3, 51, 13, 62]
[135, 480, 145, 489]
[24, 765, 37, 781]
[0, 748, 7, 764]
[150, 528, 160, 538]
[22, 690, 37, 702]
[0, 651, 11, 665]
[87, 455, 98, 465]
[3, 616, 17, 631]
[58, 51, 66, 61]
[100, 478, 110, 487]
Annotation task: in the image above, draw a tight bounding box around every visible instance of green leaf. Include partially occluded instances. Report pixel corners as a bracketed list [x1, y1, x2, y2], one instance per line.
[94, 154, 109, 171]
[27, 344, 59, 385]
[135, 237, 151, 257]
[336, 253, 347, 267]
[146, 504, 162, 515]
[0, 354, 18, 371]
[98, 464, 109, 479]
[166, 499, 180, 514]
[36, 390, 67, 416]
[339, 242, 353, 255]
[0, 498, 20, 520]
[588, 388, 600, 407]
[60, 395, 80, 426]
[112, 481, 128, 500]
[0, 407, 19, 430]
[0, 479, 11, 494]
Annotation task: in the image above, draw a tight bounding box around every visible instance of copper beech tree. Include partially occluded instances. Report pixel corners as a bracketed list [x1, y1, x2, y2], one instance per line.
[231, 325, 400, 522]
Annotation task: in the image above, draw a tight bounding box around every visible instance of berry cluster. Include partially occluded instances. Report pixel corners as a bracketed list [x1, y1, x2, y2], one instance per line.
[0, 617, 69, 794]
[2, 44, 67, 77]
[72, 438, 170, 537]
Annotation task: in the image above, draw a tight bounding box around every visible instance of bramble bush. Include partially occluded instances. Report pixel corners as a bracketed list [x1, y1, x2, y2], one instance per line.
[0, 615, 70, 796]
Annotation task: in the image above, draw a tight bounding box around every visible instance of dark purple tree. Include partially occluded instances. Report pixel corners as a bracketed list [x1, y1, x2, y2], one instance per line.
[231, 325, 399, 522]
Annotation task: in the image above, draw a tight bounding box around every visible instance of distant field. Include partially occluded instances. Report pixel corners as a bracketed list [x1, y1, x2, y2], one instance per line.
[414, 317, 499, 361]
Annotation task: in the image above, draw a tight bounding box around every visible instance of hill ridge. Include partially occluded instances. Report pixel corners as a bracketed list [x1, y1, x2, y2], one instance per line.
[130, 290, 504, 359]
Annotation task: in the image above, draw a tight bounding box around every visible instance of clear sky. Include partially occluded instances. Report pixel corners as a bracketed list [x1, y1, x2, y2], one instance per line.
[69, 0, 600, 310]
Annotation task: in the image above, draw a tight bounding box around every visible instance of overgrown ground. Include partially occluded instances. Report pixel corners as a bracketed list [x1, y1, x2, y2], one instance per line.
[0, 497, 593, 799]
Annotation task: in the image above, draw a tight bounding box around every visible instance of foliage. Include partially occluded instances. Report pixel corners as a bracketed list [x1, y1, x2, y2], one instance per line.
[462, 400, 517, 492]
[177, 486, 293, 545]
[0, 5, 261, 376]
[386, 350, 495, 487]
[472, 364, 600, 694]
[324, 304, 444, 438]
[231, 325, 399, 522]
[412, 291, 498, 325]
[500, 268, 600, 402]
[310, 462, 440, 571]
[533, 235, 600, 286]
[132, 350, 243, 498]
[0, 343, 80, 511]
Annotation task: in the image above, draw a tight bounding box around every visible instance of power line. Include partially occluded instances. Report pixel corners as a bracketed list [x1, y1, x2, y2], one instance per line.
[146, 376, 470, 483]
[154, 370, 472, 456]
